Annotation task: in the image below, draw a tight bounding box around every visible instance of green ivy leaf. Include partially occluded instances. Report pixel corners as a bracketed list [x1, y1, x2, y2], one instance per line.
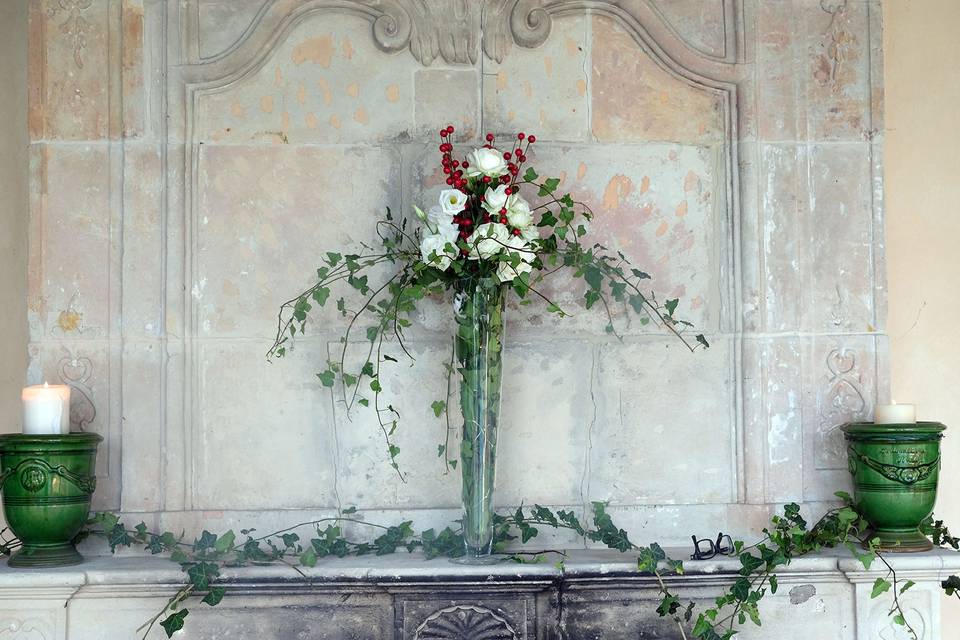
[317, 370, 335, 387]
[538, 177, 561, 196]
[664, 298, 679, 317]
[431, 400, 446, 417]
[523, 168, 538, 182]
[311, 287, 330, 306]
[871, 577, 892, 599]
[214, 530, 235, 554]
[300, 546, 317, 567]
[202, 586, 225, 606]
[900, 580, 915, 594]
[160, 609, 189, 637]
[370, 378, 382, 393]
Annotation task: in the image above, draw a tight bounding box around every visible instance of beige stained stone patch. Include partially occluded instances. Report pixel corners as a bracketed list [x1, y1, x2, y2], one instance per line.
[29, 0, 110, 140]
[197, 13, 413, 144]
[504, 142, 722, 336]
[482, 15, 589, 141]
[413, 69, 479, 140]
[591, 16, 724, 144]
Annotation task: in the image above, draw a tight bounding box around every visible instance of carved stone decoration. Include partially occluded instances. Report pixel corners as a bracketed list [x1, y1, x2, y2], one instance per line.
[57, 352, 97, 432]
[482, 0, 552, 63]
[368, 0, 551, 66]
[45, 0, 94, 69]
[870, 602, 928, 640]
[816, 348, 867, 469]
[415, 604, 519, 639]
[0, 615, 54, 640]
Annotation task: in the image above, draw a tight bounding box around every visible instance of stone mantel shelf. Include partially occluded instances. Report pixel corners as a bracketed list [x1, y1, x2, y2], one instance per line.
[3, 550, 959, 638]
[3, 548, 958, 588]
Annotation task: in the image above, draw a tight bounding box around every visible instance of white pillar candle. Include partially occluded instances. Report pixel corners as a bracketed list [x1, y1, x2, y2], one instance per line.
[874, 403, 916, 425]
[21, 382, 71, 434]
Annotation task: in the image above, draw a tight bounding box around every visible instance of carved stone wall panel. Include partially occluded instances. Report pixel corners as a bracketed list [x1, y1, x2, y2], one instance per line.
[22, 0, 889, 542]
[592, 338, 736, 505]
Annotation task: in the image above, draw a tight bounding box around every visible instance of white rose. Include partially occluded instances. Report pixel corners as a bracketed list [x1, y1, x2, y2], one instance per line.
[439, 189, 467, 216]
[426, 204, 452, 230]
[496, 236, 535, 283]
[465, 147, 508, 178]
[505, 194, 533, 228]
[519, 224, 540, 243]
[420, 224, 458, 271]
[481, 184, 509, 214]
[467, 222, 509, 260]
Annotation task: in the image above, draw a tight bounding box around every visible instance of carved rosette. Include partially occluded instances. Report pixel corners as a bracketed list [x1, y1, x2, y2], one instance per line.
[371, 0, 551, 65]
[415, 604, 518, 639]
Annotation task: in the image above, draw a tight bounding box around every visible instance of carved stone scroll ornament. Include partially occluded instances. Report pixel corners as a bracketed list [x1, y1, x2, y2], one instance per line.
[57, 353, 97, 432]
[415, 604, 519, 639]
[370, 0, 551, 65]
[816, 348, 867, 469]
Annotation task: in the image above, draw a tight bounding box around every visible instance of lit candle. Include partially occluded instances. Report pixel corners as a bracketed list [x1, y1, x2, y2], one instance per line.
[21, 382, 71, 435]
[874, 402, 916, 425]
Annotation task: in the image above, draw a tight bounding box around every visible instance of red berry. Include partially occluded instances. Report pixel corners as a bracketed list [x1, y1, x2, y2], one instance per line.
[509, 166, 518, 175]
[503, 152, 512, 160]
[500, 216, 508, 224]
[518, 154, 526, 163]
[439, 128, 447, 137]
[486, 133, 495, 142]
[499, 208, 507, 214]
[515, 148, 523, 156]
[513, 228, 521, 236]
[527, 135, 536, 143]
[462, 161, 469, 168]
[443, 167, 451, 175]
[500, 175, 510, 184]
[482, 176, 491, 183]
[452, 160, 460, 167]
[518, 132, 525, 140]
[439, 144, 445, 151]
[448, 125, 455, 134]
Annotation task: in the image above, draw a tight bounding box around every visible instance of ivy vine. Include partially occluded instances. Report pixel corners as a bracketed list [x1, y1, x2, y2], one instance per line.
[10, 496, 938, 638]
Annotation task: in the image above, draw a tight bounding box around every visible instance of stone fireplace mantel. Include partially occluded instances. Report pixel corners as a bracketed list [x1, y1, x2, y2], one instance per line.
[2, 548, 956, 639]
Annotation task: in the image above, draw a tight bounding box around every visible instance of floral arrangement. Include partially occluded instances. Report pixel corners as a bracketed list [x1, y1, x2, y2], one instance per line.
[267, 125, 709, 561]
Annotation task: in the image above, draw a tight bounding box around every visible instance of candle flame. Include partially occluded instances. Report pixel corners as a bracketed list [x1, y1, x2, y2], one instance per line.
[43, 381, 49, 388]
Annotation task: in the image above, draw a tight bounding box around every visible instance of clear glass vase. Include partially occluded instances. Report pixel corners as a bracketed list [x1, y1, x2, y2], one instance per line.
[453, 278, 506, 563]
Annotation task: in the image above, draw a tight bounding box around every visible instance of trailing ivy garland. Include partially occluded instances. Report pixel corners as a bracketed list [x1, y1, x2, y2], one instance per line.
[0, 496, 938, 638]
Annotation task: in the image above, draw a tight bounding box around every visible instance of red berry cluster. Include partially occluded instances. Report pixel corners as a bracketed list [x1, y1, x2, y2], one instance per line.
[434, 126, 538, 252]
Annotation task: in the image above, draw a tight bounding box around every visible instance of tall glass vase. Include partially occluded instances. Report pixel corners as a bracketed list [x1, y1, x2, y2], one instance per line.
[453, 278, 506, 563]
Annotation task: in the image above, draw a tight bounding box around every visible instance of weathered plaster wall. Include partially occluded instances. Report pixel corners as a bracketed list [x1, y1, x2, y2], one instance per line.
[0, 1, 29, 435]
[26, 0, 887, 546]
[882, 0, 960, 629]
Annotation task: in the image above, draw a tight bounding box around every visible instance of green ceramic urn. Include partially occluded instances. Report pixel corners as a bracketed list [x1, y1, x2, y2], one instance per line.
[0, 433, 102, 567]
[842, 421, 945, 552]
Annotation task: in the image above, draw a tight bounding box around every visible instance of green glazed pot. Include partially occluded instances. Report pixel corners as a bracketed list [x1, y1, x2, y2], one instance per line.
[842, 421, 945, 552]
[0, 433, 102, 567]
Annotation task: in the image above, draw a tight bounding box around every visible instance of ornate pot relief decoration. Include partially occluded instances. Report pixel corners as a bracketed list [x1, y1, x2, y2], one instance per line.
[415, 604, 518, 639]
[816, 347, 867, 469]
[46, 0, 94, 69]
